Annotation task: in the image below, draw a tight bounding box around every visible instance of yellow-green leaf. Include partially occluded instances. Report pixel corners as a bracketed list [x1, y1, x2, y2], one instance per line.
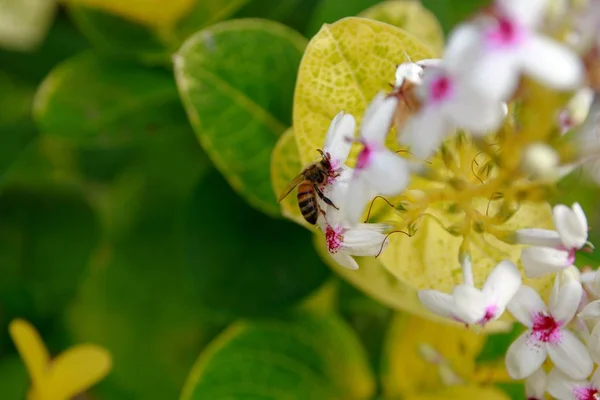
[381, 313, 512, 399]
[406, 385, 511, 400]
[293, 16, 434, 165]
[377, 199, 555, 308]
[180, 313, 375, 400]
[175, 19, 307, 216]
[359, 0, 444, 56]
[0, 0, 56, 51]
[63, 0, 197, 27]
[270, 127, 311, 227]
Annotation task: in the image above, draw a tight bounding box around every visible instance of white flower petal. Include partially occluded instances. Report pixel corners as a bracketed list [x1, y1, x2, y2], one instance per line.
[515, 228, 563, 247]
[452, 284, 488, 324]
[394, 62, 423, 88]
[522, 35, 584, 91]
[505, 331, 547, 379]
[547, 369, 586, 400]
[578, 300, 600, 319]
[508, 285, 547, 327]
[330, 251, 359, 270]
[497, 0, 547, 27]
[360, 92, 398, 143]
[588, 322, 600, 364]
[324, 167, 352, 209]
[572, 202, 588, 239]
[447, 85, 506, 134]
[482, 260, 522, 310]
[362, 149, 410, 196]
[343, 174, 377, 225]
[323, 112, 356, 167]
[400, 107, 451, 159]
[550, 277, 583, 323]
[470, 49, 521, 101]
[418, 290, 455, 320]
[444, 23, 482, 73]
[342, 228, 387, 256]
[554, 203, 588, 249]
[591, 367, 600, 389]
[525, 368, 547, 399]
[547, 329, 593, 380]
[521, 246, 571, 278]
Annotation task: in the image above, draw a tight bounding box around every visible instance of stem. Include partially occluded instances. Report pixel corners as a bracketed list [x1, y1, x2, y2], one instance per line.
[461, 253, 474, 287]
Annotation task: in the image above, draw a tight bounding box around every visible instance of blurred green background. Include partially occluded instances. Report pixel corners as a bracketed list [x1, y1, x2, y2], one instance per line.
[5, 1, 593, 399]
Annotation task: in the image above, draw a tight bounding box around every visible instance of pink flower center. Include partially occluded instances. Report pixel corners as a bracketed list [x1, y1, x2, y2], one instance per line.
[325, 225, 344, 253]
[486, 16, 526, 48]
[477, 304, 498, 325]
[356, 144, 374, 170]
[573, 385, 598, 400]
[557, 245, 577, 265]
[531, 312, 563, 343]
[428, 74, 454, 104]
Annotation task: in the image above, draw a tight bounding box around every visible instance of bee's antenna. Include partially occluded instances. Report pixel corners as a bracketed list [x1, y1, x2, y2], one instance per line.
[376, 229, 412, 257]
[364, 195, 395, 222]
[316, 149, 324, 157]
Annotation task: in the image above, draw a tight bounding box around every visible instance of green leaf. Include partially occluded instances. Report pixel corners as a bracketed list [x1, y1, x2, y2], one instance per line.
[231, 0, 320, 34]
[0, 356, 28, 399]
[66, 199, 223, 400]
[67, 5, 170, 64]
[33, 52, 183, 147]
[180, 312, 375, 400]
[175, 19, 307, 215]
[185, 170, 330, 319]
[0, 185, 99, 321]
[421, 0, 489, 34]
[304, 0, 380, 38]
[66, 1, 249, 64]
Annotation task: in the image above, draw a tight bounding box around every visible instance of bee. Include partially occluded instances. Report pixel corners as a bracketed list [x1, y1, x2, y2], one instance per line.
[278, 150, 339, 224]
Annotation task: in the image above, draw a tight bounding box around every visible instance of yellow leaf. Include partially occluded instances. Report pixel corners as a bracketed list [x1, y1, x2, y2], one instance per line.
[293, 17, 434, 166]
[63, 0, 197, 27]
[381, 313, 487, 398]
[405, 385, 511, 400]
[8, 319, 51, 391]
[378, 198, 555, 309]
[359, 0, 444, 56]
[270, 127, 312, 227]
[47, 345, 112, 399]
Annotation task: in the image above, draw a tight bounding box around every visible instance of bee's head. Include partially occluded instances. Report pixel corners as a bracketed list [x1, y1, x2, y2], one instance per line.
[316, 149, 332, 171]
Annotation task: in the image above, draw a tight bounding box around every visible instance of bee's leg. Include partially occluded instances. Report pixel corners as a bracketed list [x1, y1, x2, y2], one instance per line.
[315, 186, 339, 210]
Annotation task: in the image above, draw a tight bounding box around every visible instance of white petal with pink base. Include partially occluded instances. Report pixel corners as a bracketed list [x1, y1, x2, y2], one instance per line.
[517, 203, 589, 278]
[444, 0, 583, 101]
[505, 274, 592, 380]
[548, 368, 600, 400]
[344, 92, 410, 225]
[418, 260, 521, 325]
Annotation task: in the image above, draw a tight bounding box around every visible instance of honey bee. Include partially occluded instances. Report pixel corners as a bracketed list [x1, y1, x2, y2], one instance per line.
[278, 150, 339, 224]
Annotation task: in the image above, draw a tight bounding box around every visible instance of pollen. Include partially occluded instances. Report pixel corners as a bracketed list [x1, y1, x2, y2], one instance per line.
[531, 312, 563, 343]
[325, 225, 344, 253]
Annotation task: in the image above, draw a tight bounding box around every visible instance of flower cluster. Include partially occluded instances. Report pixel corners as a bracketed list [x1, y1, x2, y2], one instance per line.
[304, 0, 600, 398]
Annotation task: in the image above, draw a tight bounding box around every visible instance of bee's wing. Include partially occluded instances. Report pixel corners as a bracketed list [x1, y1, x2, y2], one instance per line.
[278, 173, 305, 202]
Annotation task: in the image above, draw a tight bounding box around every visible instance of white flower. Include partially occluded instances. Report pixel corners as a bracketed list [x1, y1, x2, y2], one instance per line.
[320, 111, 356, 208]
[344, 92, 410, 225]
[505, 274, 592, 380]
[526, 368, 548, 400]
[398, 62, 506, 160]
[323, 111, 355, 172]
[516, 203, 589, 278]
[547, 368, 600, 400]
[585, 320, 600, 364]
[418, 259, 521, 325]
[393, 58, 441, 89]
[319, 218, 389, 270]
[445, 0, 583, 101]
[559, 88, 595, 134]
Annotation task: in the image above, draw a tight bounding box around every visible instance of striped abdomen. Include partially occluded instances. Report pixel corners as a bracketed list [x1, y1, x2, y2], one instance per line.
[297, 181, 318, 225]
